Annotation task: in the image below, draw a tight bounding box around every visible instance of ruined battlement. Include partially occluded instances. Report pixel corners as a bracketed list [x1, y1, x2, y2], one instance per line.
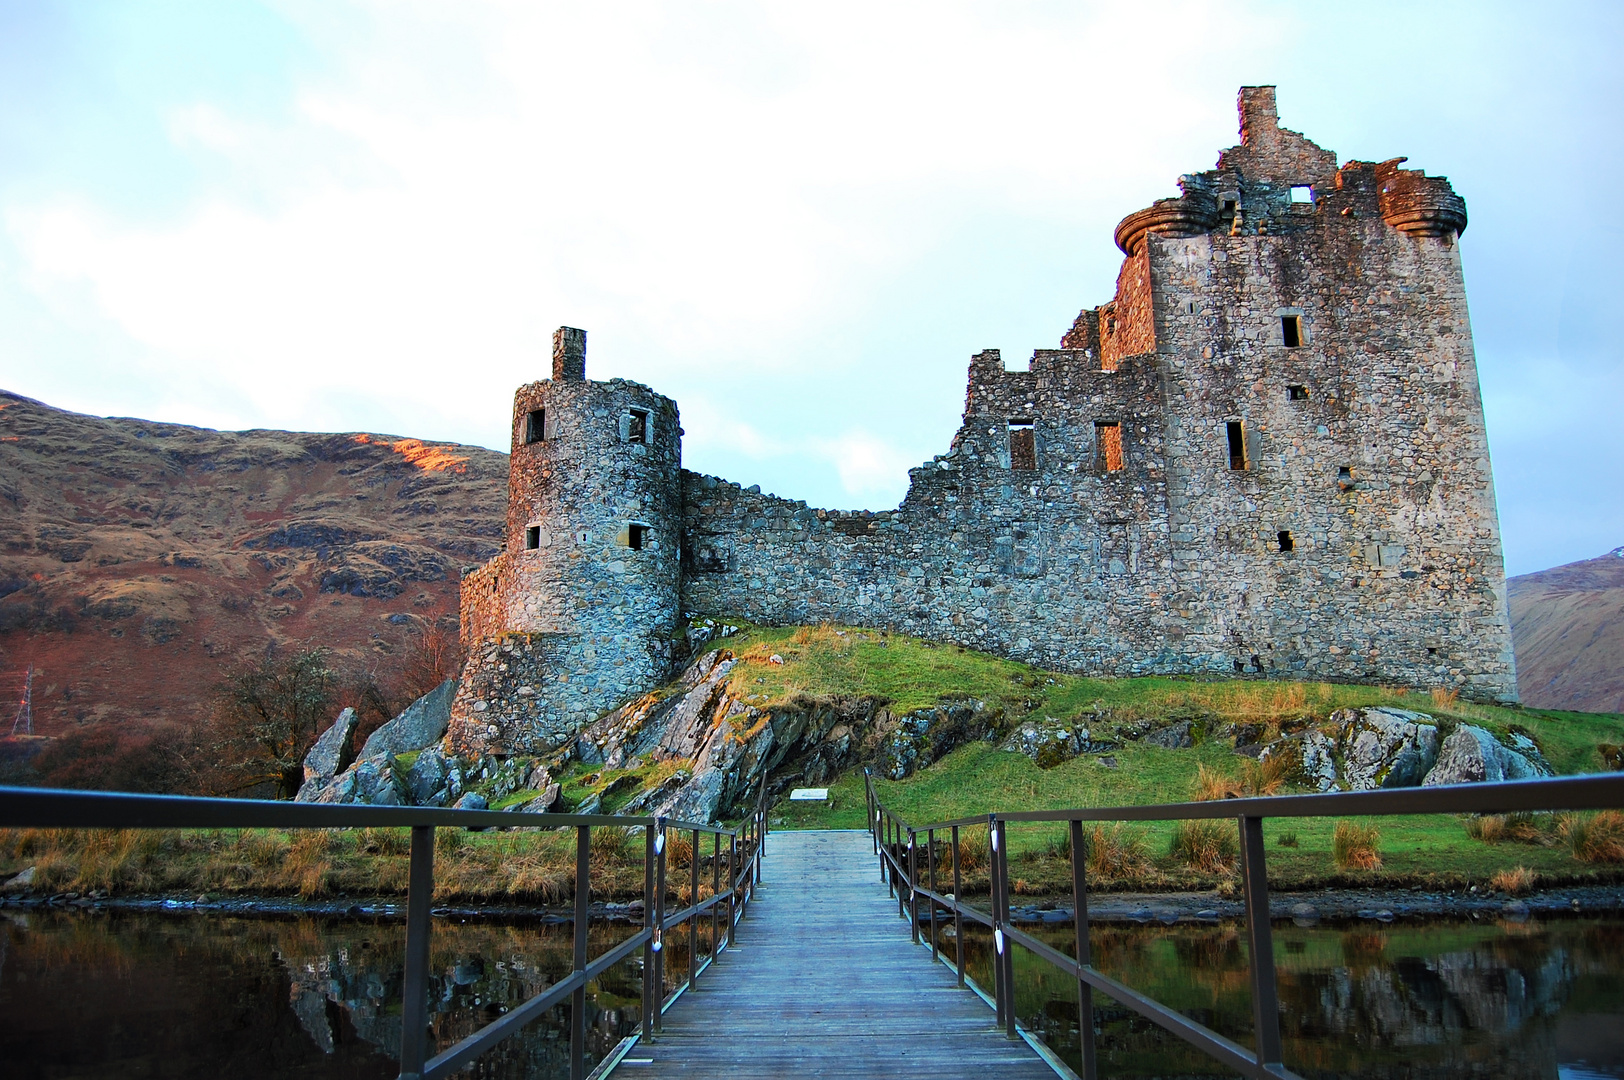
[449, 87, 1516, 758]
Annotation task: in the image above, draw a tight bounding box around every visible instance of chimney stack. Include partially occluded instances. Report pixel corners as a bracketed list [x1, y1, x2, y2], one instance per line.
[552, 326, 586, 381]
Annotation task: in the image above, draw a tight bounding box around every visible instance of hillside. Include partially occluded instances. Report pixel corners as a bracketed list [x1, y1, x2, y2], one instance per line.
[0, 390, 508, 737]
[1508, 546, 1624, 713]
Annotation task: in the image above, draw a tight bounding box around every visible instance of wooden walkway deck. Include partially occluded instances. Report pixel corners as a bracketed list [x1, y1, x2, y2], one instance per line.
[609, 829, 1056, 1079]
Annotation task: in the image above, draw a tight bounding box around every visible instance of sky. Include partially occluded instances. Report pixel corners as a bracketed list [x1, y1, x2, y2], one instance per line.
[0, 1, 1619, 578]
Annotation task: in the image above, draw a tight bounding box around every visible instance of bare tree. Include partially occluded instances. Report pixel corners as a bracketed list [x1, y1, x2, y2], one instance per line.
[207, 649, 337, 799]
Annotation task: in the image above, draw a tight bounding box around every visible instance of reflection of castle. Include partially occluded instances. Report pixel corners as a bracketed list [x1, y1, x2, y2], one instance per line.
[450, 86, 1515, 757]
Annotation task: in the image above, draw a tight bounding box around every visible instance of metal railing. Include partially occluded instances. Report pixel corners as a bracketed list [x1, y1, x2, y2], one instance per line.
[0, 779, 769, 1080]
[863, 768, 1624, 1080]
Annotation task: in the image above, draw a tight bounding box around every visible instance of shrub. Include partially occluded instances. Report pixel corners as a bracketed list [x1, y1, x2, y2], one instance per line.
[1563, 811, 1624, 864]
[1276, 832, 1299, 848]
[1490, 866, 1535, 896]
[1169, 820, 1237, 873]
[1332, 821, 1381, 870]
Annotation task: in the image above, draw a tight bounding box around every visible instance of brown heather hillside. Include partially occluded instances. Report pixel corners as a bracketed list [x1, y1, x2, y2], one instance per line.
[0, 390, 508, 739]
[1508, 546, 1624, 713]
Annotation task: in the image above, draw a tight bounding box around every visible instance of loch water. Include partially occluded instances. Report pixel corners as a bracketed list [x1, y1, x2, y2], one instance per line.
[1, 908, 1620, 1078]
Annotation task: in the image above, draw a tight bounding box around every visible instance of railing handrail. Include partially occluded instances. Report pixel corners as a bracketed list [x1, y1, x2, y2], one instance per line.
[0, 776, 772, 1080]
[862, 767, 1624, 1080]
[882, 771, 1624, 833]
[0, 784, 731, 835]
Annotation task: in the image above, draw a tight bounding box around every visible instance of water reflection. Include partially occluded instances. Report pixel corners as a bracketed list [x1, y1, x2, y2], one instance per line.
[0, 909, 652, 1079]
[950, 917, 1624, 1078]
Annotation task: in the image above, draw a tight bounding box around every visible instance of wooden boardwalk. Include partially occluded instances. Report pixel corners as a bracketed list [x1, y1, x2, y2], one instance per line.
[610, 829, 1056, 1079]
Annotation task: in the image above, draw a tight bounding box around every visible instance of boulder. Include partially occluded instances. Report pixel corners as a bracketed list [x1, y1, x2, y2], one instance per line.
[1298, 730, 1338, 792]
[406, 747, 449, 804]
[295, 708, 359, 800]
[2, 866, 36, 891]
[1422, 725, 1554, 786]
[879, 701, 990, 780]
[1336, 707, 1440, 790]
[358, 679, 456, 759]
[453, 792, 488, 811]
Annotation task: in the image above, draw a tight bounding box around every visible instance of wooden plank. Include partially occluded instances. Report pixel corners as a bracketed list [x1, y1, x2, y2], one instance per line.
[609, 830, 1057, 1080]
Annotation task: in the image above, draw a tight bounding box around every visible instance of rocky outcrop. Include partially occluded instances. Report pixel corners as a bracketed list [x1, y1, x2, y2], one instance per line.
[359, 679, 455, 759]
[1422, 725, 1554, 786]
[1278, 708, 1551, 792]
[298, 708, 357, 797]
[1000, 717, 1118, 769]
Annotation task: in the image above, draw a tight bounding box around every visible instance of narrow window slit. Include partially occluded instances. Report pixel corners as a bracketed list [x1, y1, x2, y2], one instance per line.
[1095, 421, 1123, 472]
[1008, 420, 1036, 471]
[1226, 421, 1248, 471]
[525, 525, 541, 550]
[628, 523, 649, 550]
[1278, 530, 1294, 552]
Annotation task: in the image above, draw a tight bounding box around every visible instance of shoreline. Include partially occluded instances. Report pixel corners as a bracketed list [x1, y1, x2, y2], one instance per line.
[6, 884, 1622, 927]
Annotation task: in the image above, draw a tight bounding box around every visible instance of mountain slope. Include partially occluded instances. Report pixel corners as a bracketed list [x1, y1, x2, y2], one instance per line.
[0, 390, 508, 735]
[1508, 546, 1624, 713]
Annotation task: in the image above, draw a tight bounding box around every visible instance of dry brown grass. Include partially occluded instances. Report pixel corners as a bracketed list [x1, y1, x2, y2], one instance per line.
[1083, 823, 1153, 879]
[1490, 866, 1536, 895]
[1192, 754, 1292, 802]
[1332, 820, 1382, 870]
[1464, 812, 1553, 846]
[1431, 686, 1461, 709]
[1168, 820, 1237, 874]
[951, 827, 990, 874]
[1562, 810, 1624, 864]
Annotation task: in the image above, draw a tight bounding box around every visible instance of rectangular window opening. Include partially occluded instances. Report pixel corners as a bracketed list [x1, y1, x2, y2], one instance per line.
[1277, 530, 1294, 553]
[627, 523, 649, 551]
[1008, 420, 1036, 471]
[1290, 185, 1314, 204]
[628, 408, 649, 444]
[1226, 421, 1248, 471]
[1338, 465, 1354, 491]
[524, 409, 546, 444]
[1287, 384, 1309, 401]
[1096, 421, 1124, 472]
[1281, 316, 1302, 348]
[525, 525, 541, 550]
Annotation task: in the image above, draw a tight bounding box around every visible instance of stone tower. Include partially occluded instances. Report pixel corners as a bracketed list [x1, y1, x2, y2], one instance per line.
[448, 328, 682, 755]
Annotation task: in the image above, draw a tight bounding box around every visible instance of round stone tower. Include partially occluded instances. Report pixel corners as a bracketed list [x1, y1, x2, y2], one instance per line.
[450, 327, 683, 756]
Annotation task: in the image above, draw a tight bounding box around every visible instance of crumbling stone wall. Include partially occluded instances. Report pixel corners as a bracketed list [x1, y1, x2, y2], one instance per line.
[455, 86, 1517, 754]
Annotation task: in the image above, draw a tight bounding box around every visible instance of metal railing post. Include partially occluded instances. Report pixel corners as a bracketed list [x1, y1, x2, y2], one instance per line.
[711, 829, 722, 961]
[688, 827, 700, 988]
[994, 816, 1015, 1040]
[1239, 815, 1284, 1074]
[653, 817, 667, 1033]
[642, 821, 656, 1041]
[990, 815, 1006, 1032]
[728, 830, 739, 947]
[927, 827, 939, 963]
[398, 825, 435, 1080]
[952, 824, 964, 988]
[1070, 818, 1097, 1080]
[907, 828, 920, 944]
[570, 824, 590, 1080]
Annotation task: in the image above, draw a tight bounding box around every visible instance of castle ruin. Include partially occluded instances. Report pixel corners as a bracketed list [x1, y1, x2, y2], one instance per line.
[448, 87, 1516, 758]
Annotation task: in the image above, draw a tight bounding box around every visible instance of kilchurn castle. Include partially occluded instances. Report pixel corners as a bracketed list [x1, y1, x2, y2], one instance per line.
[448, 87, 1516, 758]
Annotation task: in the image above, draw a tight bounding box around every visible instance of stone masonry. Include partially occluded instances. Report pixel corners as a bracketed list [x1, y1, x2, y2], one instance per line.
[448, 87, 1516, 757]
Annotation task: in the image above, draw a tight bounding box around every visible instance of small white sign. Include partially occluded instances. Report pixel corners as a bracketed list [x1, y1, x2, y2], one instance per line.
[788, 788, 829, 801]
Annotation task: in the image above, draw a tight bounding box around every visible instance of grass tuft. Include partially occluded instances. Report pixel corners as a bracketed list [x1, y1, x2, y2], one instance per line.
[1168, 819, 1237, 873]
[1489, 865, 1535, 895]
[1562, 811, 1624, 864]
[1332, 821, 1382, 871]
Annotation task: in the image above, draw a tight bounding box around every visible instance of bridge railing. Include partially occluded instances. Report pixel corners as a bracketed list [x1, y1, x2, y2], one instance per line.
[862, 769, 1624, 1080]
[0, 780, 769, 1080]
